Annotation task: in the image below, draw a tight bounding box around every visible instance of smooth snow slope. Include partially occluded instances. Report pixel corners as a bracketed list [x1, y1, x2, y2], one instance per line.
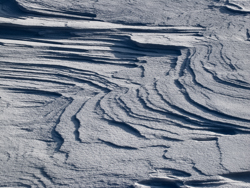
[0, 0, 250, 187]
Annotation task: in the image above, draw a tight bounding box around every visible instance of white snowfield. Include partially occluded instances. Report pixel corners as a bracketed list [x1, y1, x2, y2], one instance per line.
[0, 0, 250, 187]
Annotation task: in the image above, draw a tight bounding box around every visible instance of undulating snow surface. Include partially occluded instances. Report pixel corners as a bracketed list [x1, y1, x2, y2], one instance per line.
[0, 0, 250, 187]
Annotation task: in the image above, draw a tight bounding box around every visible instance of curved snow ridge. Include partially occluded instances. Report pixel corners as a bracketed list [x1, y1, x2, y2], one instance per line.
[225, 0, 250, 13]
[154, 46, 250, 128]
[179, 46, 250, 123]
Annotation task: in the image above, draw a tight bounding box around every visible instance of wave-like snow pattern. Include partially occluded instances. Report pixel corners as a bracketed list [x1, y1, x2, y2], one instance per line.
[0, 0, 250, 187]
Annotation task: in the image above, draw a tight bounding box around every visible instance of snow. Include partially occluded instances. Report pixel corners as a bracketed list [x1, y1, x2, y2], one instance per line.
[0, 0, 250, 187]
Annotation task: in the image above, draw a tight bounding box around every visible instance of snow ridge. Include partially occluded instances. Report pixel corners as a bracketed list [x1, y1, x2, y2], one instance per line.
[0, 0, 250, 187]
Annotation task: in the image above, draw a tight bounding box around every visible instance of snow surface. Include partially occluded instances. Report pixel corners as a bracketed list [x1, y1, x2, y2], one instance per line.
[0, 0, 250, 187]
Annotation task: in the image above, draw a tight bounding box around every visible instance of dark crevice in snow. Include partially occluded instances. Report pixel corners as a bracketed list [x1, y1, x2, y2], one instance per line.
[71, 115, 82, 143]
[107, 120, 146, 138]
[136, 178, 182, 188]
[72, 99, 90, 143]
[157, 168, 192, 177]
[216, 139, 230, 172]
[185, 179, 227, 187]
[98, 139, 138, 150]
[221, 171, 250, 183]
[192, 166, 207, 176]
[51, 98, 73, 151]
[161, 136, 183, 142]
[39, 167, 54, 184]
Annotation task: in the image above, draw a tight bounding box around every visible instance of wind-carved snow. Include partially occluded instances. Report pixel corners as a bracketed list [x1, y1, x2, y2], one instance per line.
[225, 0, 250, 13]
[0, 0, 250, 187]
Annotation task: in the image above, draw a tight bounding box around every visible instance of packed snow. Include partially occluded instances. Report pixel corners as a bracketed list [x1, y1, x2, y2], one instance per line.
[0, 0, 249, 187]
